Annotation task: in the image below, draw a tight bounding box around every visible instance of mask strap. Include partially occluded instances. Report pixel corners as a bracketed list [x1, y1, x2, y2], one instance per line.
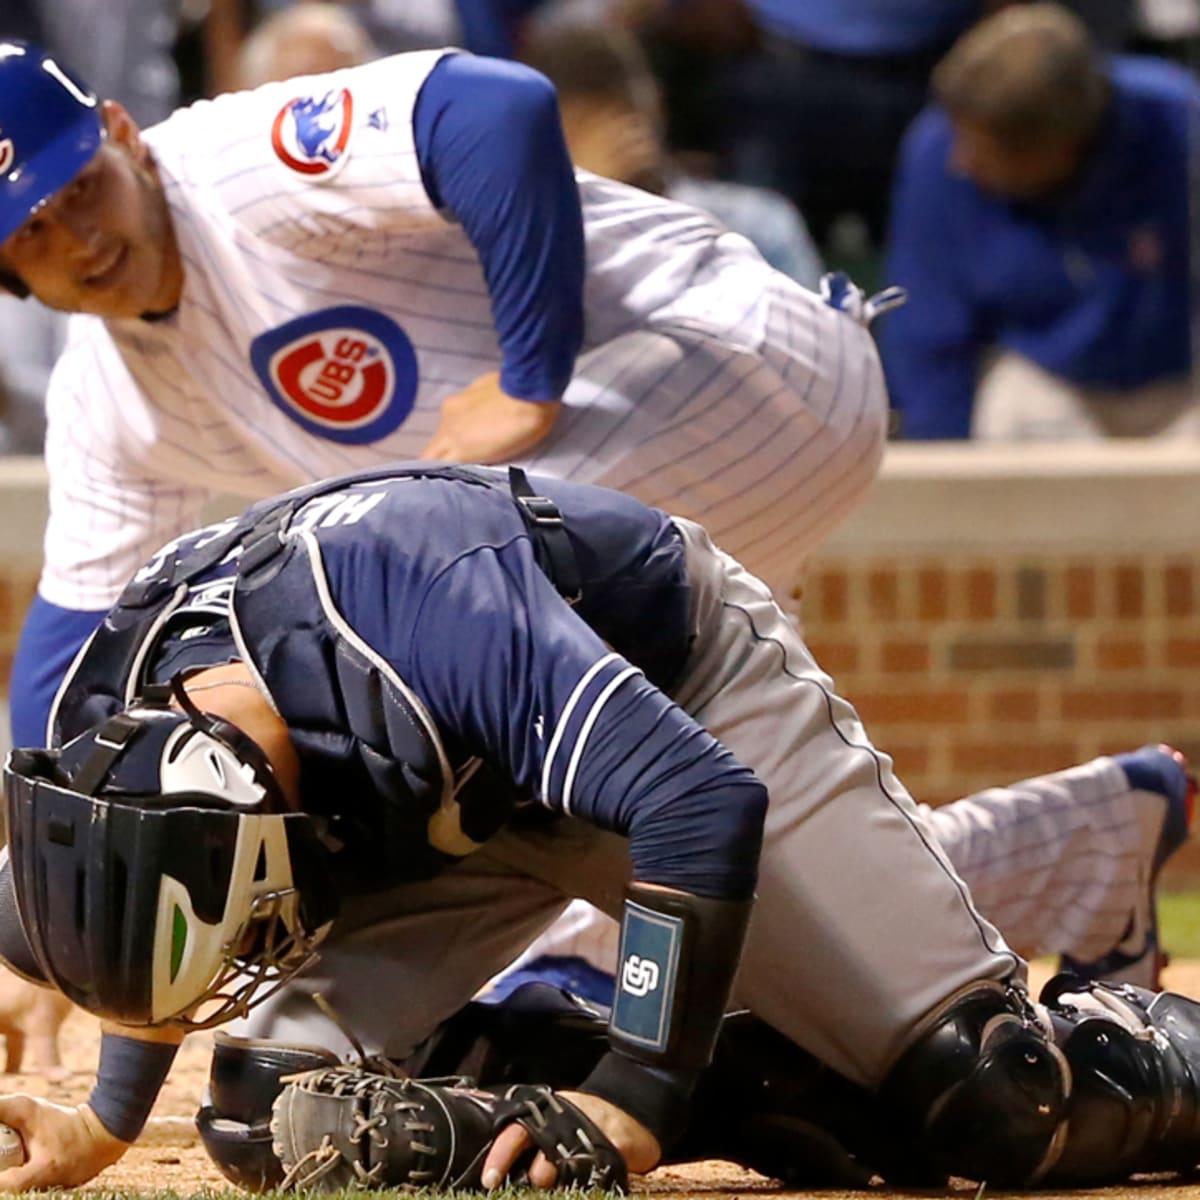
[69, 711, 142, 795]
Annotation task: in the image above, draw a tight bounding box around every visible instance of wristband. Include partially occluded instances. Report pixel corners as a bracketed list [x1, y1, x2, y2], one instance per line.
[88, 1034, 179, 1143]
[579, 1050, 699, 1149]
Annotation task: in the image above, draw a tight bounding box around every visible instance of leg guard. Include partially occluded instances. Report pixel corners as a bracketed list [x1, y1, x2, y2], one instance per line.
[881, 980, 1069, 1185]
[1041, 973, 1200, 1184]
[196, 1034, 339, 1191]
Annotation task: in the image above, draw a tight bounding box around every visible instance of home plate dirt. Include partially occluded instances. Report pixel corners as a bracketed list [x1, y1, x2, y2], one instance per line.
[9, 960, 1200, 1196]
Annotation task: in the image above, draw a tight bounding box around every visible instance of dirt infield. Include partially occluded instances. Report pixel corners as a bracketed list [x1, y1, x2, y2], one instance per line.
[10, 960, 1200, 1196]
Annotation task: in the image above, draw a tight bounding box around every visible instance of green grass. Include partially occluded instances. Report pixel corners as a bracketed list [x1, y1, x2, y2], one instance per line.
[1161, 889, 1200, 957]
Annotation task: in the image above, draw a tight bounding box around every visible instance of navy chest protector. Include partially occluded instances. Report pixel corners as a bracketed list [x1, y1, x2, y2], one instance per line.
[50, 464, 581, 892]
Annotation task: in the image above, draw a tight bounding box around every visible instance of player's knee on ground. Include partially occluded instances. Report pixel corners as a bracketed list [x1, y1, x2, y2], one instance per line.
[881, 980, 1069, 1185]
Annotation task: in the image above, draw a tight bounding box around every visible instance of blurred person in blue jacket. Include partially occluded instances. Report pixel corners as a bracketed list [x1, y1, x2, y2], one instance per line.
[882, 2, 1200, 440]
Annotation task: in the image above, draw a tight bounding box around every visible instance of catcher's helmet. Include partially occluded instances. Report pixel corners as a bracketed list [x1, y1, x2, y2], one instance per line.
[1, 683, 337, 1028]
[0, 41, 102, 245]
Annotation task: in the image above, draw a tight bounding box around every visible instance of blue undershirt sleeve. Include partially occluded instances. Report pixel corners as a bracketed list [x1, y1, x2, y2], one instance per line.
[413, 53, 584, 402]
[10, 595, 106, 747]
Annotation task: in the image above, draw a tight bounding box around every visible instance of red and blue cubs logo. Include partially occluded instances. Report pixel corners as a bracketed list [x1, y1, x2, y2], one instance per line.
[0, 138, 13, 178]
[271, 89, 353, 179]
[250, 307, 418, 445]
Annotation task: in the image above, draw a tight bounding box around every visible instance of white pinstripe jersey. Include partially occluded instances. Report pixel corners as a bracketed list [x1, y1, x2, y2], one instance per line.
[41, 49, 885, 609]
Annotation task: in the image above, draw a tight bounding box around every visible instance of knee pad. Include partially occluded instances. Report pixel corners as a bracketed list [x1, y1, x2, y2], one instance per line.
[195, 1033, 339, 1191]
[882, 980, 1069, 1185]
[1041, 974, 1200, 1184]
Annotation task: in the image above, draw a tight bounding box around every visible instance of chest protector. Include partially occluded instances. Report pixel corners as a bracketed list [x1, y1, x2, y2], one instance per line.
[50, 464, 581, 891]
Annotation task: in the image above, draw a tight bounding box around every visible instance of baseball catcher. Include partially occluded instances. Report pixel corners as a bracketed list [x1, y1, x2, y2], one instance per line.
[0, 464, 1193, 1191]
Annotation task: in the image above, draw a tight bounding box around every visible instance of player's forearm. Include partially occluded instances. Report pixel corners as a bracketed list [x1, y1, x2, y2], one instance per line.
[558, 670, 768, 898]
[559, 694, 765, 1147]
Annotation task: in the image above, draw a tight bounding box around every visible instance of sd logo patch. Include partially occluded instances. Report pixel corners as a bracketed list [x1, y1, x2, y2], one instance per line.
[612, 902, 682, 1053]
[250, 306, 418, 445]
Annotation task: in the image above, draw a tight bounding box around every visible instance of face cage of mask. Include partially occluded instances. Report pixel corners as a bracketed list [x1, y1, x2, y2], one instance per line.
[165, 887, 331, 1031]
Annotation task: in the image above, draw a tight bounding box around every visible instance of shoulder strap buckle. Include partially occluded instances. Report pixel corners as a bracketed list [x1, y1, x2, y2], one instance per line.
[507, 467, 582, 606]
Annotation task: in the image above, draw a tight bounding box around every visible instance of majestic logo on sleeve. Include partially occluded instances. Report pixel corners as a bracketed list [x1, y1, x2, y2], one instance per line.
[0, 138, 14, 177]
[250, 306, 419, 445]
[271, 89, 354, 180]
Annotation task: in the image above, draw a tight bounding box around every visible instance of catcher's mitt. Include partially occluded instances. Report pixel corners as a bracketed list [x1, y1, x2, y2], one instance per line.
[270, 1065, 628, 1192]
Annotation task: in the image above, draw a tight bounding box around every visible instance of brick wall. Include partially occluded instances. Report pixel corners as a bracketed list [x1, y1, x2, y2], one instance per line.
[801, 554, 1200, 806]
[801, 443, 1200, 884]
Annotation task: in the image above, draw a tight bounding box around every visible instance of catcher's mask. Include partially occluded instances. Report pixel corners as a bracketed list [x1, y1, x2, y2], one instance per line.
[1, 681, 337, 1029]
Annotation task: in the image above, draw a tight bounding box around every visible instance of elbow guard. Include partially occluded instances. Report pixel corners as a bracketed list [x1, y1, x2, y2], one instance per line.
[580, 883, 753, 1148]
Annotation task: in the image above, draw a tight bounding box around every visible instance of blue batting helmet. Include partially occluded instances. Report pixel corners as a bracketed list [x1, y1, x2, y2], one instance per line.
[0, 41, 102, 245]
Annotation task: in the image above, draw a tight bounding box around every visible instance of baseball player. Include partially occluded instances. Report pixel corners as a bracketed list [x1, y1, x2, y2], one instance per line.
[0, 39, 894, 752]
[0, 464, 1192, 1190]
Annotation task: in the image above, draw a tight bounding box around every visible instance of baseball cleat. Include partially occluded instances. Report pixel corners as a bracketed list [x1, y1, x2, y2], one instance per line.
[1059, 744, 1195, 990]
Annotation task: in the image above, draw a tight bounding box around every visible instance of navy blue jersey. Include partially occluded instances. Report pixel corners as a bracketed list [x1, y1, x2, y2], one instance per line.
[147, 472, 766, 900]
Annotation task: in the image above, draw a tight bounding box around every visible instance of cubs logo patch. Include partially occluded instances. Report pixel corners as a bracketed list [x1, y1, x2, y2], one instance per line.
[250, 306, 418, 445]
[271, 89, 354, 179]
[0, 138, 13, 177]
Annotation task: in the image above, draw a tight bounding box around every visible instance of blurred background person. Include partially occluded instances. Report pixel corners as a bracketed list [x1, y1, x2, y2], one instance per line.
[881, 2, 1199, 440]
[1131, 0, 1200, 58]
[236, 0, 379, 85]
[0, 301, 64, 454]
[709, 0, 988, 256]
[0, 0, 43, 41]
[521, 22, 824, 287]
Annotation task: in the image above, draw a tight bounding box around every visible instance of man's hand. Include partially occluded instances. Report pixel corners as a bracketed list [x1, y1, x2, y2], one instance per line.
[0, 1096, 128, 1190]
[421, 371, 561, 464]
[481, 1090, 661, 1188]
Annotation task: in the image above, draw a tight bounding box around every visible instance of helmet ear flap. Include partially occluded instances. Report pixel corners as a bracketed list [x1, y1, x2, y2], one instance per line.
[167, 677, 286, 811]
